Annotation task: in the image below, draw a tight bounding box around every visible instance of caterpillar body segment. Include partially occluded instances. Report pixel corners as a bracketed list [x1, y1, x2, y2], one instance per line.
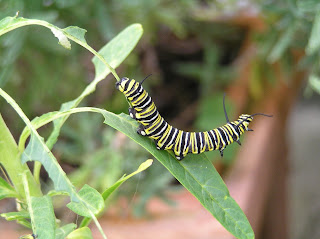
[116, 77, 272, 160]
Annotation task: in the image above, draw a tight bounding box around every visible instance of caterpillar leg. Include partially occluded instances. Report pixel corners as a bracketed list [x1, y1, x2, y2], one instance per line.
[137, 124, 147, 136]
[219, 149, 224, 157]
[128, 107, 136, 120]
[236, 140, 241, 146]
[175, 155, 183, 161]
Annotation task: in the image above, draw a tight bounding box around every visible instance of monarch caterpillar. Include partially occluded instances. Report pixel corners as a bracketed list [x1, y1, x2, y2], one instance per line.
[116, 77, 272, 160]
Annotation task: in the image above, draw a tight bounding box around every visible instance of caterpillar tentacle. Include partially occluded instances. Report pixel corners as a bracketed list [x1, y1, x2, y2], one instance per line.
[116, 77, 272, 160]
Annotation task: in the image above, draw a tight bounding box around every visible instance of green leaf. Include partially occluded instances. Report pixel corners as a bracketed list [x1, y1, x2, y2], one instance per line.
[0, 177, 19, 199]
[64, 26, 87, 45]
[30, 196, 55, 239]
[55, 223, 77, 239]
[66, 227, 93, 239]
[67, 184, 104, 217]
[92, 23, 143, 80]
[46, 23, 143, 149]
[21, 134, 80, 202]
[100, 111, 254, 239]
[306, 12, 320, 55]
[1, 211, 30, 221]
[20, 133, 107, 239]
[102, 159, 152, 200]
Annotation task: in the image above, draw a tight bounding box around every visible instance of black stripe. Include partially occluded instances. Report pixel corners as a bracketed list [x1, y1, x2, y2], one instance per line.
[123, 79, 132, 91]
[217, 127, 227, 148]
[195, 132, 201, 154]
[160, 126, 175, 149]
[148, 118, 167, 136]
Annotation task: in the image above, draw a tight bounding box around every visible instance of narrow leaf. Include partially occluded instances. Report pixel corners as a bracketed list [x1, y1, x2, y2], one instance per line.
[102, 159, 153, 200]
[67, 184, 104, 217]
[0, 177, 19, 199]
[66, 227, 93, 239]
[51, 27, 71, 49]
[46, 23, 143, 149]
[64, 26, 87, 45]
[21, 134, 79, 202]
[55, 223, 77, 239]
[1, 211, 30, 221]
[92, 23, 143, 80]
[31, 196, 55, 239]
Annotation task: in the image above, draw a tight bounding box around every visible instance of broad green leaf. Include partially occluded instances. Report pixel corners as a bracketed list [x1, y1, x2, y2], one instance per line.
[0, 177, 19, 199]
[31, 196, 55, 239]
[46, 23, 143, 149]
[66, 227, 93, 239]
[67, 184, 104, 217]
[1, 211, 30, 221]
[307, 12, 320, 55]
[102, 159, 153, 200]
[56, 223, 77, 239]
[100, 111, 254, 239]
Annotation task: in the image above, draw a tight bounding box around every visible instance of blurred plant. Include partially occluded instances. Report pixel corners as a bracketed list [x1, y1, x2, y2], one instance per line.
[258, 0, 320, 95]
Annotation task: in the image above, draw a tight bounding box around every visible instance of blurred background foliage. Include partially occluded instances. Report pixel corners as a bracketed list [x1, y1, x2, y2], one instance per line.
[1, 0, 320, 218]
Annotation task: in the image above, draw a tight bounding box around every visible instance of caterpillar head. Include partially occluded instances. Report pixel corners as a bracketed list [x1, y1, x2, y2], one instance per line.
[115, 77, 131, 92]
[237, 113, 273, 131]
[238, 114, 253, 130]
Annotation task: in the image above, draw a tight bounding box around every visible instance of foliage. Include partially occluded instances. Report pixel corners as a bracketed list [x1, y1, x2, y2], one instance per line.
[258, 0, 320, 95]
[0, 16, 254, 239]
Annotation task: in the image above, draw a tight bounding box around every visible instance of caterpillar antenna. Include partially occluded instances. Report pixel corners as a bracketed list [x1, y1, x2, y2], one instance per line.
[140, 74, 152, 85]
[223, 93, 230, 123]
[250, 113, 273, 117]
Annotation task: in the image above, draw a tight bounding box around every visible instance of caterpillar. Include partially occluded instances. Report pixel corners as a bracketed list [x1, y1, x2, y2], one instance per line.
[116, 77, 272, 160]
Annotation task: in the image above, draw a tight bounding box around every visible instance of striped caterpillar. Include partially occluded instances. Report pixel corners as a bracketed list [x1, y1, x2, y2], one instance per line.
[116, 77, 272, 160]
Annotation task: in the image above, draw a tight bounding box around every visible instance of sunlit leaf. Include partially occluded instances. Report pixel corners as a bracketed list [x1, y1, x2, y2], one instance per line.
[55, 223, 77, 239]
[0, 177, 19, 199]
[66, 227, 93, 239]
[30, 196, 55, 239]
[67, 185, 104, 217]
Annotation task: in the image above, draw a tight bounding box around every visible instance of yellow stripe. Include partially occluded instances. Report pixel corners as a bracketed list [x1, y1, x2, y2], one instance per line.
[124, 81, 137, 95]
[213, 129, 220, 148]
[157, 125, 172, 147]
[174, 131, 183, 155]
[204, 131, 213, 151]
[144, 116, 162, 134]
